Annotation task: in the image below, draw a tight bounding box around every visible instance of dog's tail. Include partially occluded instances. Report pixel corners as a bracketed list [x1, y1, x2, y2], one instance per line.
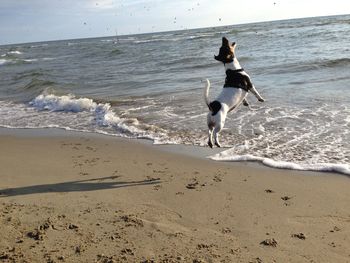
[203, 78, 211, 108]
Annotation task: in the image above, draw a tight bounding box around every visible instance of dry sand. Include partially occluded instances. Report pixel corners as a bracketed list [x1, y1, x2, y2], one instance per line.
[0, 131, 350, 263]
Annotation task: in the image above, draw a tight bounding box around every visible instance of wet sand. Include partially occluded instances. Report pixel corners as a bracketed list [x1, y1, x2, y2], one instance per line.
[1, 130, 350, 262]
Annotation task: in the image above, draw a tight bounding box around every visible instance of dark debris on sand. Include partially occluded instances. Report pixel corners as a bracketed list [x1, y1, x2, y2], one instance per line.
[260, 238, 278, 247]
[291, 233, 306, 240]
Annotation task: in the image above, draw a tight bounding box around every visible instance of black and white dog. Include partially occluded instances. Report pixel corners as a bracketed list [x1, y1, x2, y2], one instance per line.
[204, 37, 265, 148]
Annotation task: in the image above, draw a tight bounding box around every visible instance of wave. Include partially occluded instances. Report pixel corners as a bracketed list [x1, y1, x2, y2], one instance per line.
[26, 93, 171, 143]
[159, 56, 203, 67]
[313, 17, 350, 27]
[13, 70, 48, 82]
[186, 33, 217, 40]
[0, 57, 35, 67]
[134, 38, 169, 44]
[131, 31, 218, 45]
[23, 59, 38, 63]
[8, 51, 22, 55]
[22, 79, 56, 92]
[0, 59, 8, 66]
[265, 58, 350, 74]
[30, 93, 107, 113]
[209, 150, 350, 176]
[0, 58, 27, 66]
[110, 48, 122, 55]
[133, 35, 189, 44]
[1, 50, 23, 58]
[321, 58, 350, 68]
[30, 44, 49, 48]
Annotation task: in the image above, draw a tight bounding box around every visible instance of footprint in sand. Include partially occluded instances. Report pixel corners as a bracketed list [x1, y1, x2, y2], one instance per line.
[86, 146, 97, 152]
[291, 233, 306, 240]
[186, 178, 206, 190]
[213, 174, 223, 182]
[186, 181, 198, 189]
[260, 238, 278, 247]
[281, 195, 293, 206]
[330, 226, 341, 232]
[153, 185, 162, 191]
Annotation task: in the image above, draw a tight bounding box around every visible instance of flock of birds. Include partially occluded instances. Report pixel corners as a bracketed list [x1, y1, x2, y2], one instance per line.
[82, 1, 278, 33]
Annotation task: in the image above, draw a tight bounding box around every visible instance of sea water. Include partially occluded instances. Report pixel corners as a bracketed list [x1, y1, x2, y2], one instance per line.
[1, 15, 350, 174]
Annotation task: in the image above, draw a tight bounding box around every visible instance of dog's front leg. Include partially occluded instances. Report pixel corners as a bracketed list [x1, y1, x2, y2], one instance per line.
[249, 85, 265, 102]
[243, 98, 250, 107]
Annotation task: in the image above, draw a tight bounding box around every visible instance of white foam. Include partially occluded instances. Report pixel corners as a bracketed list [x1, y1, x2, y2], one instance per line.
[209, 148, 350, 175]
[42, 57, 55, 61]
[0, 59, 8, 66]
[29, 93, 108, 113]
[29, 93, 145, 135]
[253, 124, 265, 135]
[24, 59, 38, 62]
[25, 93, 172, 143]
[8, 51, 22, 55]
[134, 38, 168, 44]
[30, 44, 48, 48]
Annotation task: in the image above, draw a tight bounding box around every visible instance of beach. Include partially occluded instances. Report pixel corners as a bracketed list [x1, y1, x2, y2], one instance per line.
[1, 130, 349, 263]
[1, 12, 350, 263]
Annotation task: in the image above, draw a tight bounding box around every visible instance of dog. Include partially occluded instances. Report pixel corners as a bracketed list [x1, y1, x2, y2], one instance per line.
[204, 37, 265, 148]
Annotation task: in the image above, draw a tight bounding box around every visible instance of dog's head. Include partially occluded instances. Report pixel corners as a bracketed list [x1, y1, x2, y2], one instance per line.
[214, 37, 236, 64]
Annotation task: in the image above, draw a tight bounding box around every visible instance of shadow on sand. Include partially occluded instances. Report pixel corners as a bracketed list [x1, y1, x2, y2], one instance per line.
[0, 176, 160, 197]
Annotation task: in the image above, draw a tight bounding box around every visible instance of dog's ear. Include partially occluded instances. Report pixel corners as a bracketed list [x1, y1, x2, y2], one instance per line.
[231, 42, 237, 50]
[222, 37, 229, 47]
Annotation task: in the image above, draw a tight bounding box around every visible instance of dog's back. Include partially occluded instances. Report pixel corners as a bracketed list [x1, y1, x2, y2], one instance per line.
[215, 87, 247, 112]
[204, 79, 247, 115]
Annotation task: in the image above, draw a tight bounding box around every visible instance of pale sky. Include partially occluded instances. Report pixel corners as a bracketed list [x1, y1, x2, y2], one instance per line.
[1, 0, 349, 45]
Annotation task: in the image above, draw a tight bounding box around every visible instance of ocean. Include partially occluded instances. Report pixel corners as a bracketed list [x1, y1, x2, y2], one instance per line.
[1, 15, 350, 175]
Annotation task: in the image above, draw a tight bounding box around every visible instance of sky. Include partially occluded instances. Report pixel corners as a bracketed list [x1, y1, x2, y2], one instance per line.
[1, 0, 350, 45]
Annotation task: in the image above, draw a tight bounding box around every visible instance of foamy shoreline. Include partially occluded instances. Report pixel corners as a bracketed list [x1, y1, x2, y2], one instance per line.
[1, 128, 350, 262]
[1, 127, 349, 176]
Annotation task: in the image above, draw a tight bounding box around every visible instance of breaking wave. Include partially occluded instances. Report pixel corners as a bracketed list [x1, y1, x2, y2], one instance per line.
[25, 93, 170, 143]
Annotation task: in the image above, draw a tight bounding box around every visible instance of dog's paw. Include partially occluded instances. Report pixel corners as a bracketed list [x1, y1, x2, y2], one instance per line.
[208, 141, 213, 148]
[258, 98, 265, 102]
[215, 142, 221, 148]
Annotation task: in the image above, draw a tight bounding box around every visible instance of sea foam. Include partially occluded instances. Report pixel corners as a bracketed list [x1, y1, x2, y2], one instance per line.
[209, 148, 350, 175]
[30, 93, 107, 113]
[0, 59, 8, 66]
[27, 93, 169, 143]
[8, 51, 22, 55]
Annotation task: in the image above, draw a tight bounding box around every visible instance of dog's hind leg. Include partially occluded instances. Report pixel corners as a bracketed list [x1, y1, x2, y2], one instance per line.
[208, 127, 214, 148]
[212, 110, 227, 147]
[207, 114, 214, 148]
